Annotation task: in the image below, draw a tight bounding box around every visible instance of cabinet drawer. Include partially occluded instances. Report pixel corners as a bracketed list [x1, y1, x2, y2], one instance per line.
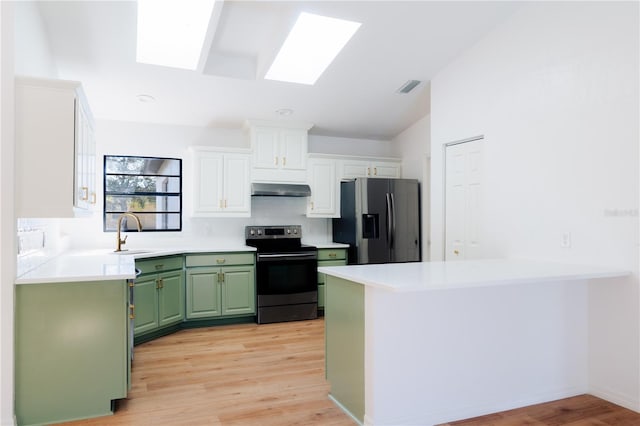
[185, 252, 255, 268]
[318, 249, 347, 261]
[136, 256, 183, 275]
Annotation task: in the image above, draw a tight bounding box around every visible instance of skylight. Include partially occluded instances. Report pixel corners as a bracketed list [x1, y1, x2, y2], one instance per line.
[136, 0, 215, 70]
[265, 12, 361, 85]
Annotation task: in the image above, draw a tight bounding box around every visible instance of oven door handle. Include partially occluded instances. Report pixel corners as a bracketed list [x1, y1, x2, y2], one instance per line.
[257, 252, 318, 262]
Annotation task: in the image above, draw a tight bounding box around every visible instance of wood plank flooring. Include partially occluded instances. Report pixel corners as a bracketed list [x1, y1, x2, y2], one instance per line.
[439, 394, 640, 425]
[61, 319, 354, 425]
[58, 319, 640, 426]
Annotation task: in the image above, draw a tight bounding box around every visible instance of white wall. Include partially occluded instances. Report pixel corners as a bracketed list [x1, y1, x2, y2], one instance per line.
[430, 1, 639, 411]
[57, 120, 396, 249]
[0, 2, 15, 425]
[392, 114, 430, 259]
[392, 115, 429, 180]
[14, 1, 57, 78]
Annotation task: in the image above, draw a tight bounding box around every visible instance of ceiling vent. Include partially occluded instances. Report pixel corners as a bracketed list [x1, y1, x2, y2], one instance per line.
[396, 79, 422, 94]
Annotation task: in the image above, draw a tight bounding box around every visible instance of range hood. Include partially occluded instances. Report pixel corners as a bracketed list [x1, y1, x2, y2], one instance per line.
[251, 183, 311, 197]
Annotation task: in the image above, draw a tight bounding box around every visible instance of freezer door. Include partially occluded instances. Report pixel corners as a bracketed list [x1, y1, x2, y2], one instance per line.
[389, 179, 421, 262]
[357, 178, 391, 264]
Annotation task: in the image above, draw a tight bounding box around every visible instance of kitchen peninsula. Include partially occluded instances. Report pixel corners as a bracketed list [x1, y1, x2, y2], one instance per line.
[13, 247, 254, 426]
[319, 259, 629, 425]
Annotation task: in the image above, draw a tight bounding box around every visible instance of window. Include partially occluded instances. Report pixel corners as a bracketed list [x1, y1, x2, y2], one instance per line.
[104, 155, 182, 232]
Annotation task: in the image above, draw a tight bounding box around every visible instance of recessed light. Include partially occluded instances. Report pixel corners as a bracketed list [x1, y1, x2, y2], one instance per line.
[265, 12, 361, 85]
[136, 94, 156, 103]
[136, 0, 216, 70]
[275, 108, 294, 116]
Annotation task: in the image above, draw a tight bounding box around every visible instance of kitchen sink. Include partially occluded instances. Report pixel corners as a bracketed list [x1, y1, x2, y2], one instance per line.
[111, 249, 153, 255]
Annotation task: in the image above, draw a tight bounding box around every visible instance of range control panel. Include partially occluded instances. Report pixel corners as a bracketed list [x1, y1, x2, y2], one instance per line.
[245, 225, 302, 240]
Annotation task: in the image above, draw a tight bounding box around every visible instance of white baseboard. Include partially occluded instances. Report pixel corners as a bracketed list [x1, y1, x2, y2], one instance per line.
[368, 387, 588, 425]
[589, 387, 640, 413]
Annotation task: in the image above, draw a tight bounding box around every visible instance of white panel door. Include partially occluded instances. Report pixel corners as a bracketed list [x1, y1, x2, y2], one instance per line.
[307, 159, 337, 217]
[371, 161, 401, 178]
[193, 153, 224, 213]
[223, 154, 251, 214]
[280, 129, 307, 170]
[445, 139, 483, 260]
[341, 160, 370, 179]
[252, 127, 279, 169]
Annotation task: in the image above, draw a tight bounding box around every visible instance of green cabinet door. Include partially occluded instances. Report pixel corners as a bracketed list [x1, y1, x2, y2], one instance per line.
[158, 270, 185, 327]
[186, 268, 221, 319]
[134, 274, 159, 334]
[134, 256, 185, 338]
[221, 266, 255, 316]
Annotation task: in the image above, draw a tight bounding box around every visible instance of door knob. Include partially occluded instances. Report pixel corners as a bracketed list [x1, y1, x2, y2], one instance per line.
[454, 250, 459, 255]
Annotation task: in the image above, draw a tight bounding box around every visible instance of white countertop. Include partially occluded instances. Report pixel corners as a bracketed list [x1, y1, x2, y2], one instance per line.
[15, 245, 257, 285]
[318, 259, 629, 292]
[15, 252, 137, 284]
[307, 242, 349, 249]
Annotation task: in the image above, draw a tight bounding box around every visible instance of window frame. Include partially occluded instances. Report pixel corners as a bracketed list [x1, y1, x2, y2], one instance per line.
[103, 155, 183, 232]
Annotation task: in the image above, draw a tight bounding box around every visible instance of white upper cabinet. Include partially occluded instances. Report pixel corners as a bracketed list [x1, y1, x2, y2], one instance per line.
[251, 127, 280, 169]
[307, 157, 339, 218]
[15, 77, 96, 218]
[191, 148, 251, 217]
[246, 120, 313, 183]
[279, 128, 308, 170]
[340, 158, 402, 180]
[223, 155, 251, 213]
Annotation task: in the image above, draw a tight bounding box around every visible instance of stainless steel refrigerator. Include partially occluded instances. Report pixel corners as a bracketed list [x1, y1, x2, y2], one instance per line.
[333, 178, 420, 264]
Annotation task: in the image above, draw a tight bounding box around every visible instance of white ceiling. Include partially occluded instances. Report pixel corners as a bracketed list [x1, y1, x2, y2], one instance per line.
[36, 1, 522, 140]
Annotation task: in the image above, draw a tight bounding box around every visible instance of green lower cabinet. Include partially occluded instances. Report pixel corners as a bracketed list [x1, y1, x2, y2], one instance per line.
[133, 274, 159, 334]
[186, 268, 221, 318]
[158, 270, 185, 326]
[186, 265, 255, 319]
[15, 280, 129, 426]
[317, 248, 347, 309]
[134, 257, 184, 338]
[221, 266, 256, 315]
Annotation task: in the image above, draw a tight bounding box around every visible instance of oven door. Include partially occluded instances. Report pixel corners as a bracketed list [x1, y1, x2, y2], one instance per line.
[256, 252, 318, 297]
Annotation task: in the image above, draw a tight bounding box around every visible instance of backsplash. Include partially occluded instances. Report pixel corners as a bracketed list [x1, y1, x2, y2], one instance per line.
[16, 218, 69, 277]
[53, 196, 332, 251]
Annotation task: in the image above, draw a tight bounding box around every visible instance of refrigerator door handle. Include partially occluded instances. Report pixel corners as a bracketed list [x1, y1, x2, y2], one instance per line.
[390, 192, 396, 249]
[385, 193, 392, 248]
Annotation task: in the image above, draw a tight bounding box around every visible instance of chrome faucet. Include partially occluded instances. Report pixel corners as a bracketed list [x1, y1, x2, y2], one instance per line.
[115, 212, 142, 252]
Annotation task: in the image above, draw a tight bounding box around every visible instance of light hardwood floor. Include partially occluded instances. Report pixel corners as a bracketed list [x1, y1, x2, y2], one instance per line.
[439, 394, 640, 426]
[59, 319, 640, 425]
[62, 319, 354, 425]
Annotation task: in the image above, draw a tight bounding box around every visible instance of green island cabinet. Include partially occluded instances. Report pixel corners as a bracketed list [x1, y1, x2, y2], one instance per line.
[15, 280, 130, 426]
[185, 252, 256, 319]
[134, 256, 184, 339]
[317, 248, 347, 309]
[325, 275, 365, 423]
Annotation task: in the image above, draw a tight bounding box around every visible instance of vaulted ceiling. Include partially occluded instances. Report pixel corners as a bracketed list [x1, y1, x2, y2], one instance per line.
[35, 1, 522, 140]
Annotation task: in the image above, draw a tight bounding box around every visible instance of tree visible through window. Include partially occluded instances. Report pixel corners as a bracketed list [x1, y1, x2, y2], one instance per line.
[104, 155, 182, 232]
